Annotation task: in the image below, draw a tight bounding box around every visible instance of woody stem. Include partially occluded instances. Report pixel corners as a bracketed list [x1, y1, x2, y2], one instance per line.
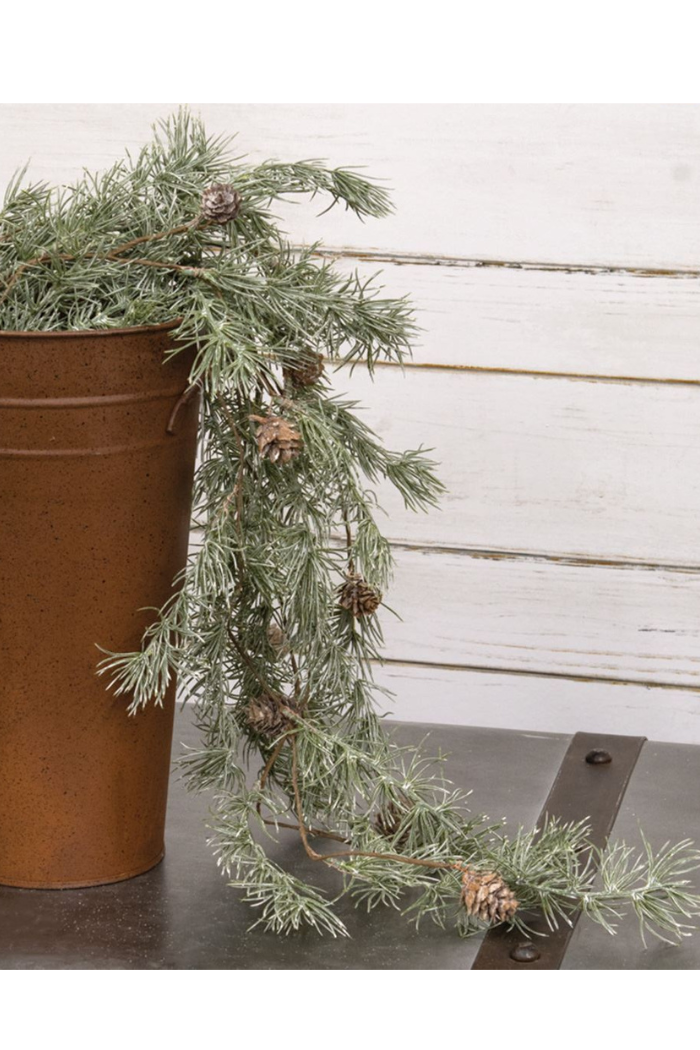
[289, 736, 463, 875]
[0, 216, 208, 304]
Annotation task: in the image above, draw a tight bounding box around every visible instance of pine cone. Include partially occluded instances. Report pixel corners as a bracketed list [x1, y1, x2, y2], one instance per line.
[201, 183, 241, 224]
[373, 801, 412, 847]
[245, 693, 296, 738]
[284, 353, 324, 388]
[460, 867, 518, 923]
[251, 415, 303, 464]
[267, 623, 287, 655]
[338, 572, 382, 617]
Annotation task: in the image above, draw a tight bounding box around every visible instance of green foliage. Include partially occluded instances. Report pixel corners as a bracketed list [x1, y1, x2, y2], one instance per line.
[3, 110, 700, 942]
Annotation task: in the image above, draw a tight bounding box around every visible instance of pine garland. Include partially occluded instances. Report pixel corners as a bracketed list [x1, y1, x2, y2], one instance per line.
[2, 110, 699, 942]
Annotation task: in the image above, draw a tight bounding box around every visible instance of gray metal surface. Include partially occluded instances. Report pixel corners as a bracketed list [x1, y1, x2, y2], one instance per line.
[2, 715, 699, 969]
[473, 731, 646, 969]
[0, 715, 568, 969]
[564, 739, 700, 970]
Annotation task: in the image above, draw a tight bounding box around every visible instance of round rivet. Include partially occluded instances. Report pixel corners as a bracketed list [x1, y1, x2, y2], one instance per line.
[509, 942, 541, 963]
[585, 748, 612, 765]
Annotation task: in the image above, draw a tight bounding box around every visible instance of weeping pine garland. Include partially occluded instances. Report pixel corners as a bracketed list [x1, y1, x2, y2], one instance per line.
[2, 111, 700, 941]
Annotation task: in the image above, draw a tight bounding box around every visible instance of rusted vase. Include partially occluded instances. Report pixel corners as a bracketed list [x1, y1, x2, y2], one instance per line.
[0, 323, 199, 888]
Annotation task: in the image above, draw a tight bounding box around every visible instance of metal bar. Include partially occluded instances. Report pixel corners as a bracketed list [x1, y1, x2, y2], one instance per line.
[471, 731, 646, 970]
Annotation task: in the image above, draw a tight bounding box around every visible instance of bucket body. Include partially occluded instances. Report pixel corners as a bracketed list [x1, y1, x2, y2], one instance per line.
[0, 324, 199, 888]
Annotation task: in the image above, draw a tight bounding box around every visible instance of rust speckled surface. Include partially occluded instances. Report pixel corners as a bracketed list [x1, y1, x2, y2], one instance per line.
[0, 323, 199, 888]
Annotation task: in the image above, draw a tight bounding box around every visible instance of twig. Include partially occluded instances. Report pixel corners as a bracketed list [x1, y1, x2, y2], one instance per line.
[108, 218, 203, 258]
[259, 736, 287, 792]
[256, 734, 348, 842]
[261, 816, 349, 845]
[217, 397, 246, 537]
[227, 629, 282, 698]
[254, 735, 290, 825]
[1, 252, 73, 300]
[289, 736, 463, 875]
[341, 505, 355, 574]
[288, 649, 303, 707]
[291, 736, 322, 860]
[0, 216, 209, 304]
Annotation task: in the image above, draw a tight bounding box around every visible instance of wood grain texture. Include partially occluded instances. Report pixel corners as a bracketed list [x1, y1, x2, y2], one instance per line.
[186, 532, 700, 687]
[335, 366, 700, 566]
[6, 104, 699, 737]
[379, 548, 700, 688]
[1, 104, 699, 270]
[330, 257, 700, 382]
[372, 663, 700, 744]
[188, 532, 700, 706]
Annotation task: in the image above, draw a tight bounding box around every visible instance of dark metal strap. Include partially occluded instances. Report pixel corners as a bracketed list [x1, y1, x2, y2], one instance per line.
[471, 731, 646, 970]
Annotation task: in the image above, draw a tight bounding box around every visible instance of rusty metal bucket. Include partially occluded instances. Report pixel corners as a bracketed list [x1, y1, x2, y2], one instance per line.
[0, 323, 199, 888]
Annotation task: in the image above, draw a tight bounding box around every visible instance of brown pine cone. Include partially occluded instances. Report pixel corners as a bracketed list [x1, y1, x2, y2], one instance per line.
[284, 353, 324, 388]
[267, 623, 288, 656]
[245, 693, 296, 738]
[460, 867, 518, 923]
[201, 183, 241, 224]
[373, 801, 412, 847]
[338, 572, 382, 617]
[250, 414, 303, 465]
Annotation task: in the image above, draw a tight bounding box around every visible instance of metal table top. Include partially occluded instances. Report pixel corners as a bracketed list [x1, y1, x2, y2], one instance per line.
[1, 714, 698, 969]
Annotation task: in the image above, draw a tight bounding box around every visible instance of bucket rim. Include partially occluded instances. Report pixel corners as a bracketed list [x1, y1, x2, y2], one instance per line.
[0, 320, 181, 339]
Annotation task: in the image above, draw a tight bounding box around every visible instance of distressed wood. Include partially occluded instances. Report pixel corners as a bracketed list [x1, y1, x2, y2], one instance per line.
[379, 548, 700, 688]
[8, 104, 700, 735]
[372, 663, 700, 744]
[187, 530, 700, 688]
[335, 366, 700, 566]
[1, 104, 699, 270]
[330, 257, 700, 382]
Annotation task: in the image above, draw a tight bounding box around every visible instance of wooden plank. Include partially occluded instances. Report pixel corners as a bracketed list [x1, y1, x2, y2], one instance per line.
[187, 531, 700, 689]
[333, 366, 700, 566]
[1, 104, 699, 270]
[187, 534, 700, 721]
[379, 547, 700, 688]
[329, 257, 700, 382]
[372, 662, 700, 744]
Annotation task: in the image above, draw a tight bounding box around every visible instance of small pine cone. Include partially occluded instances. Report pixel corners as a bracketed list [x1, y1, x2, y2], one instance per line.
[245, 693, 295, 738]
[460, 867, 518, 924]
[338, 572, 382, 617]
[251, 415, 303, 465]
[373, 801, 412, 847]
[284, 353, 324, 388]
[267, 622, 290, 660]
[267, 623, 287, 654]
[201, 183, 241, 225]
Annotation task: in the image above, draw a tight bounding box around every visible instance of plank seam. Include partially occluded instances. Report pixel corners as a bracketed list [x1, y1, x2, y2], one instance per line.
[378, 658, 700, 694]
[382, 541, 700, 575]
[309, 246, 700, 280]
[191, 531, 700, 577]
[368, 360, 700, 388]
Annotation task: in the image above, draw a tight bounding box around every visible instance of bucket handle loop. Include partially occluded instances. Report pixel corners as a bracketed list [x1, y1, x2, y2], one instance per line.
[166, 382, 200, 435]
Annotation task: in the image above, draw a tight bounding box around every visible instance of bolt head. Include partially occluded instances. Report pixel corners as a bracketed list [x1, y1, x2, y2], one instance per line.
[585, 748, 612, 765]
[509, 942, 541, 963]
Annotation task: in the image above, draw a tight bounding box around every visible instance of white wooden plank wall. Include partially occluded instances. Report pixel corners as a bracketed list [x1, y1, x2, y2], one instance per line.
[3, 104, 700, 742]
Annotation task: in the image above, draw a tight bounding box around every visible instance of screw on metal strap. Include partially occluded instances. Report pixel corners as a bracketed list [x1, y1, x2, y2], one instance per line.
[471, 731, 646, 970]
[509, 943, 541, 963]
[585, 748, 612, 765]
